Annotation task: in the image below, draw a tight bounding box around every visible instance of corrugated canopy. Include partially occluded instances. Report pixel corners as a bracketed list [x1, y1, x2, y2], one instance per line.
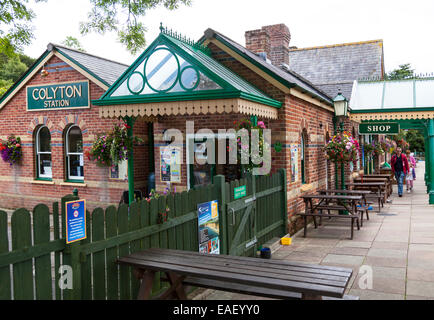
[93, 27, 281, 119]
[350, 78, 434, 121]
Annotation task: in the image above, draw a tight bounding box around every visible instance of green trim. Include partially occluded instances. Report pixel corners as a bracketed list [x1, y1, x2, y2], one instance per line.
[93, 89, 282, 108]
[35, 177, 53, 182]
[351, 107, 434, 113]
[96, 33, 282, 109]
[204, 33, 333, 105]
[65, 179, 85, 184]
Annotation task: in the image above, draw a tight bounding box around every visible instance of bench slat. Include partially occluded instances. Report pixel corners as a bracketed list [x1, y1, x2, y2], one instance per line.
[147, 248, 353, 276]
[129, 251, 349, 288]
[145, 249, 349, 283]
[118, 255, 346, 298]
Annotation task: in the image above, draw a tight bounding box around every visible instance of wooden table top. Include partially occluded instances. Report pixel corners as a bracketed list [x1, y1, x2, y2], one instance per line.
[117, 248, 352, 298]
[318, 189, 372, 194]
[347, 182, 385, 186]
[300, 194, 362, 200]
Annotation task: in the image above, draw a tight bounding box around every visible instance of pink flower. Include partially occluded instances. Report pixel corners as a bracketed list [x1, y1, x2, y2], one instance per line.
[257, 121, 266, 129]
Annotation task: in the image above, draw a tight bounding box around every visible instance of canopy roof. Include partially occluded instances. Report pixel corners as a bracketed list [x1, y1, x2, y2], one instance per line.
[350, 78, 434, 121]
[94, 26, 281, 119]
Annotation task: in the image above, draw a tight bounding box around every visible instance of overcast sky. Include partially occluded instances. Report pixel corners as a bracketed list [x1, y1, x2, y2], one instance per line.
[24, 0, 434, 74]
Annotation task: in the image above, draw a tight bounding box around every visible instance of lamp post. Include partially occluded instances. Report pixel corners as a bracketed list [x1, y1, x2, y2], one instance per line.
[333, 92, 349, 190]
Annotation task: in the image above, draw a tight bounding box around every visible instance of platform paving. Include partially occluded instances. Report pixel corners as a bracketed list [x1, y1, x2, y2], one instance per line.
[202, 161, 434, 300]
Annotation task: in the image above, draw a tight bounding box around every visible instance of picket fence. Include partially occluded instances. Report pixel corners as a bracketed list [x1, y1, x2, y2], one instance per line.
[0, 169, 287, 300]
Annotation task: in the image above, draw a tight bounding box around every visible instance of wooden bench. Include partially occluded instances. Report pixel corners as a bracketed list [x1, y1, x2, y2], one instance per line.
[117, 248, 357, 300]
[299, 194, 363, 239]
[297, 209, 361, 240]
[177, 276, 359, 300]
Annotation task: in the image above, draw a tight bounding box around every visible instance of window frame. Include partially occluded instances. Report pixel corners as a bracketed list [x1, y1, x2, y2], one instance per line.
[35, 125, 52, 180]
[65, 125, 84, 182]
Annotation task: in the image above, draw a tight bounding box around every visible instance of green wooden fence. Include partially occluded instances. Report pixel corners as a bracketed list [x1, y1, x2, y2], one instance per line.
[0, 169, 287, 300]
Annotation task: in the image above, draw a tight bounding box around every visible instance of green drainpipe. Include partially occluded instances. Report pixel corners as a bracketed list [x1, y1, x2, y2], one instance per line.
[126, 117, 135, 205]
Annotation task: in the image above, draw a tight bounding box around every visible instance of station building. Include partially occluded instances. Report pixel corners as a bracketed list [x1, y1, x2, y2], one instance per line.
[0, 23, 385, 232]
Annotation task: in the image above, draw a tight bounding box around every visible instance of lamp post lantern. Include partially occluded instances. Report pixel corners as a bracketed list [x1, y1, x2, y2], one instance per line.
[333, 92, 349, 190]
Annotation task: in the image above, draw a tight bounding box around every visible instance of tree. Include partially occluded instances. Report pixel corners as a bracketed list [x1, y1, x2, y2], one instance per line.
[385, 63, 416, 80]
[405, 129, 425, 153]
[0, 56, 28, 82]
[61, 36, 86, 52]
[1, 0, 191, 55]
[0, 79, 13, 97]
[0, 0, 47, 55]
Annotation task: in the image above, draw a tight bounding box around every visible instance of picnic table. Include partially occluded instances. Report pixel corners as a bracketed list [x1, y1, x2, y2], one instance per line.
[298, 194, 363, 239]
[346, 182, 386, 212]
[318, 189, 372, 226]
[354, 176, 391, 197]
[116, 248, 355, 300]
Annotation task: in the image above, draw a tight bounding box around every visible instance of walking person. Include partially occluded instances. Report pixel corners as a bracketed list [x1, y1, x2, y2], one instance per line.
[391, 147, 410, 197]
[405, 150, 416, 192]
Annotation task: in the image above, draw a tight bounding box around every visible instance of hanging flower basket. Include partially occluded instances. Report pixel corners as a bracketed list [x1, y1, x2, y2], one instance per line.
[0, 135, 22, 166]
[87, 123, 143, 167]
[380, 138, 394, 154]
[324, 131, 360, 163]
[233, 118, 270, 174]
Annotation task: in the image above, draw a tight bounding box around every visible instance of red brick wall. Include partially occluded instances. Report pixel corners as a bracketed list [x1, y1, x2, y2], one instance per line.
[0, 55, 149, 211]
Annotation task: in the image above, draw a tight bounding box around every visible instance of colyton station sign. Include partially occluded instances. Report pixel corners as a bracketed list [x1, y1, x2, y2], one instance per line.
[359, 122, 400, 135]
[27, 81, 90, 111]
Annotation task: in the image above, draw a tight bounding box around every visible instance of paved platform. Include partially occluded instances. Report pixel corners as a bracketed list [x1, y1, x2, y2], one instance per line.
[202, 161, 434, 300]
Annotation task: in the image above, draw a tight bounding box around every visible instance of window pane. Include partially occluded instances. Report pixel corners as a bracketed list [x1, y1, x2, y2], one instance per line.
[38, 127, 51, 152]
[69, 154, 84, 178]
[38, 153, 52, 178]
[145, 47, 179, 92]
[68, 127, 83, 153]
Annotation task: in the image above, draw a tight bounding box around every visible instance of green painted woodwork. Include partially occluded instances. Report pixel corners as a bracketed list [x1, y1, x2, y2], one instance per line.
[11, 209, 34, 300]
[0, 210, 11, 300]
[0, 170, 287, 300]
[428, 119, 434, 204]
[93, 32, 282, 109]
[126, 117, 135, 205]
[33, 204, 52, 300]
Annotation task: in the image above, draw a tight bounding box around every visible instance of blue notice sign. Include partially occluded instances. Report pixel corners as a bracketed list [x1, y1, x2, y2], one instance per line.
[197, 200, 220, 254]
[65, 199, 87, 244]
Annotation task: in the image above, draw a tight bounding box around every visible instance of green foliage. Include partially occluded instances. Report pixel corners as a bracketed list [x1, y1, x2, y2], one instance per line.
[79, 0, 191, 55]
[0, 56, 27, 82]
[405, 129, 425, 152]
[1, 0, 191, 56]
[61, 36, 86, 52]
[0, 0, 47, 54]
[0, 79, 14, 97]
[385, 63, 416, 80]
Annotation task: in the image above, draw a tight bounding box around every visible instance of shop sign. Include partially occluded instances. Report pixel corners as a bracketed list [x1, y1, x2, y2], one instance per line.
[65, 199, 87, 244]
[359, 122, 400, 135]
[27, 81, 89, 111]
[197, 200, 220, 254]
[234, 185, 247, 199]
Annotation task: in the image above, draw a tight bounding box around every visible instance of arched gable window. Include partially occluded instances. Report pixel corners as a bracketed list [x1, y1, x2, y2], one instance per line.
[65, 125, 84, 181]
[35, 126, 52, 179]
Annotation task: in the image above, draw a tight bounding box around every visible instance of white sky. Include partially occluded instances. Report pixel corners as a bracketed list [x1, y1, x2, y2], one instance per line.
[24, 0, 434, 74]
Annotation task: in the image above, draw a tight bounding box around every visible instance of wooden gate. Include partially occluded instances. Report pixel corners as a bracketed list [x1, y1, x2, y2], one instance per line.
[223, 169, 288, 256]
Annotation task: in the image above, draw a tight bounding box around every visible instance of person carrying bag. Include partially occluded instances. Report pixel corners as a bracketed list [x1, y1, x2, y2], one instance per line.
[391, 147, 410, 197]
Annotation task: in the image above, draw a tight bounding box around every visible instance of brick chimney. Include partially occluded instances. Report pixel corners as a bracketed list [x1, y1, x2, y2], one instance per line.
[245, 24, 291, 67]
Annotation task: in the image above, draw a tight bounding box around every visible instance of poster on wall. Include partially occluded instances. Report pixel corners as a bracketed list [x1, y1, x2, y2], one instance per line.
[197, 200, 220, 255]
[160, 146, 182, 183]
[290, 144, 299, 182]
